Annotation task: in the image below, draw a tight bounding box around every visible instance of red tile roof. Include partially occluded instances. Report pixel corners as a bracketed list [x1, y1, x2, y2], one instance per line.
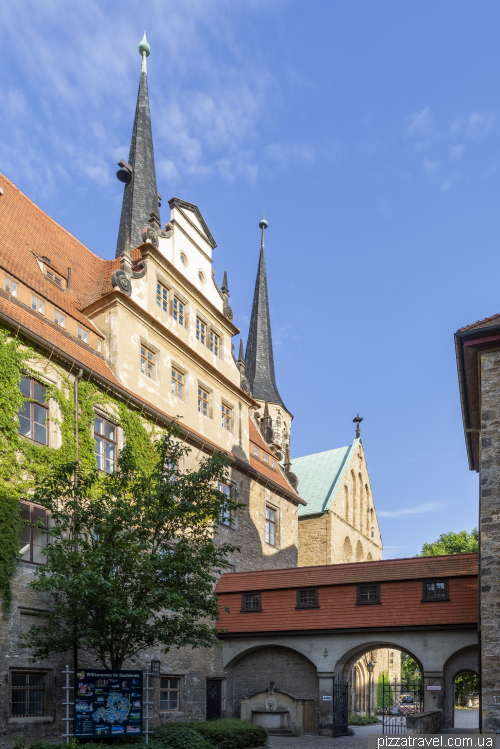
[458, 312, 500, 332]
[216, 575, 477, 634]
[216, 553, 478, 592]
[248, 418, 302, 500]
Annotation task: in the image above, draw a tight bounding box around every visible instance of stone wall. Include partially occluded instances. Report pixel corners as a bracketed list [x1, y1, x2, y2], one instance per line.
[227, 645, 319, 721]
[478, 350, 500, 731]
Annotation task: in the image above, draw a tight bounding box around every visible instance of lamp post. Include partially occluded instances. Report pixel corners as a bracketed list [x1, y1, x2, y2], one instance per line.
[367, 662, 375, 717]
[151, 656, 161, 679]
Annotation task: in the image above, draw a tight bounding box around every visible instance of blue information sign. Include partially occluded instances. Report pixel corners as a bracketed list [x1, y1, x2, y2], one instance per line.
[74, 669, 143, 737]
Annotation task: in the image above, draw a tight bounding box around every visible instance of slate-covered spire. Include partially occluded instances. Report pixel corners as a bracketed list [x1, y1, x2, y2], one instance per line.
[245, 217, 285, 406]
[115, 33, 159, 257]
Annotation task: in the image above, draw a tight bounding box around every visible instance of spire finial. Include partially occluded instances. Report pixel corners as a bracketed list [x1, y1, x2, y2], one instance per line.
[221, 270, 229, 294]
[259, 214, 268, 249]
[353, 413, 363, 439]
[238, 339, 245, 364]
[139, 32, 150, 74]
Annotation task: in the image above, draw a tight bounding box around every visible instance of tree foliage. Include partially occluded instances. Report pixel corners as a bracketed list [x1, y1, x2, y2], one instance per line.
[377, 671, 393, 709]
[418, 529, 478, 557]
[23, 422, 240, 668]
[401, 652, 422, 686]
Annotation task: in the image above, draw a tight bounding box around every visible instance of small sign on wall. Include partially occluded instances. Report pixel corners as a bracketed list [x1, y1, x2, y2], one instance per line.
[322, 695, 333, 701]
[426, 685, 442, 691]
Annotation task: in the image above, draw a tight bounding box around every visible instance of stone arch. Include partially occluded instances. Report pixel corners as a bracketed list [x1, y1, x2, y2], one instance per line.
[367, 552, 373, 561]
[227, 644, 319, 720]
[351, 470, 357, 527]
[335, 640, 423, 680]
[443, 644, 479, 729]
[356, 540, 364, 562]
[344, 484, 349, 522]
[343, 536, 353, 563]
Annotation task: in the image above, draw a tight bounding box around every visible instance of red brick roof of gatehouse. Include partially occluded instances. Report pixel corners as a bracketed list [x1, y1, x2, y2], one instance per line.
[215, 554, 478, 634]
[458, 312, 500, 332]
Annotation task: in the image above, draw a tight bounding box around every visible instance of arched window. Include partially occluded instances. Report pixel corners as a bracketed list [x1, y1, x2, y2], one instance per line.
[365, 485, 370, 533]
[343, 536, 353, 563]
[351, 471, 357, 527]
[367, 552, 373, 561]
[344, 485, 349, 522]
[359, 474, 363, 531]
[356, 540, 363, 562]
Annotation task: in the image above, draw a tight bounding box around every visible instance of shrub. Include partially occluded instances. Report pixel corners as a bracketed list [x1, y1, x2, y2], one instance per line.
[348, 714, 380, 725]
[194, 719, 267, 749]
[150, 723, 213, 749]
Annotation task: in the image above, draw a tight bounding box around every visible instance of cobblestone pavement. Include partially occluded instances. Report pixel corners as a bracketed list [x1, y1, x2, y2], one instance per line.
[267, 735, 371, 749]
[454, 710, 480, 729]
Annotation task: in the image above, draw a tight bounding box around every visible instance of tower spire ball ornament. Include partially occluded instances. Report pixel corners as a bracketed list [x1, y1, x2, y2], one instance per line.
[353, 413, 363, 439]
[139, 32, 150, 74]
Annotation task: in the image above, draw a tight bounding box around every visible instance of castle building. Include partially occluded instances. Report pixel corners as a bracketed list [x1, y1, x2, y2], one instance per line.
[0, 36, 388, 741]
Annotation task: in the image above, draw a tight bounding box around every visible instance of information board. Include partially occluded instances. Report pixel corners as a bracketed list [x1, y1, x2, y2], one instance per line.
[74, 668, 143, 737]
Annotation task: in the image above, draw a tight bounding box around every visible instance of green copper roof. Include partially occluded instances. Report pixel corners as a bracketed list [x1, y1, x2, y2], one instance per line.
[291, 439, 359, 517]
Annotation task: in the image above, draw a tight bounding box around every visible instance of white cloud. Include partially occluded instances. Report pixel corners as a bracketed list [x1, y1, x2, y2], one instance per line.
[406, 107, 431, 135]
[378, 501, 444, 519]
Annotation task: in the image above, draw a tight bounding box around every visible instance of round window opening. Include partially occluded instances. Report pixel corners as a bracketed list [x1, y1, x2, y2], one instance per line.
[180, 253, 187, 266]
[198, 270, 205, 283]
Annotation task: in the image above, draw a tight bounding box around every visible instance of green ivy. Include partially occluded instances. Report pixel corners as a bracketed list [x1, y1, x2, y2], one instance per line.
[0, 326, 159, 613]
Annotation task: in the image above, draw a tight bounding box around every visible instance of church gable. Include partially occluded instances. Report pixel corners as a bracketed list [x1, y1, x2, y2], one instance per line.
[292, 441, 357, 517]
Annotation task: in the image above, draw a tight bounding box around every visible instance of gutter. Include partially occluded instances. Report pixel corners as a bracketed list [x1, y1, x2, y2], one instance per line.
[454, 332, 475, 471]
[0, 308, 305, 506]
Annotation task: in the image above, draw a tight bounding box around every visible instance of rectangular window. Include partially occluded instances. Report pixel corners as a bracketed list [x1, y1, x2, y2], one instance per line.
[173, 297, 184, 326]
[218, 482, 232, 526]
[19, 503, 48, 565]
[221, 403, 232, 431]
[210, 331, 220, 356]
[54, 309, 66, 328]
[262, 452, 269, 463]
[160, 677, 179, 711]
[11, 673, 46, 716]
[5, 276, 18, 297]
[422, 579, 449, 601]
[31, 295, 44, 315]
[198, 386, 209, 417]
[156, 282, 168, 312]
[296, 588, 319, 609]
[357, 583, 380, 604]
[77, 326, 89, 344]
[97, 340, 102, 354]
[94, 417, 117, 473]
[271, 458, 277, 468]
[196, 318, 206, 345]
[253, 445, 259, 456]
[265, 506, 276, 546]
[171, 368, 184, 399]
[140, 345, 155, 380]
[18, 377, 48, 445]
[46, 270, 62, 285]
[241, 592, 262, 612]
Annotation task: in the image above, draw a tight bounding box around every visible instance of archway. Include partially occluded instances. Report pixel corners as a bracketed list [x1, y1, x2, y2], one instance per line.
[443, 645, 479, 729]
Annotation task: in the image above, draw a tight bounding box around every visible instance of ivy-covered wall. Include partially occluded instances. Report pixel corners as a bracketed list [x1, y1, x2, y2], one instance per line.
[0, 327, 158, 613]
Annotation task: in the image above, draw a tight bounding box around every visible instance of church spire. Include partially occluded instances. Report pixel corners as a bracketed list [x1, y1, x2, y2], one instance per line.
[115, 33, 159, 257]
[245, 216, 285, 406]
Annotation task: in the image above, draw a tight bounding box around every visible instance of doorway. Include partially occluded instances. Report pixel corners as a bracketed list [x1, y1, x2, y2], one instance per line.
[206, 679, 222, 720]
[454, 671, 479, 730]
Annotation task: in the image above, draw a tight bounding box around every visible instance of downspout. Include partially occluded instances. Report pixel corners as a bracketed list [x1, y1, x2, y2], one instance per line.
[73, 369, 83, 672]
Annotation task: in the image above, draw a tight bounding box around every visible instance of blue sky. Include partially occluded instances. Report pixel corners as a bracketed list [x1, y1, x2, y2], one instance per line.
[2, 0, 497, 557]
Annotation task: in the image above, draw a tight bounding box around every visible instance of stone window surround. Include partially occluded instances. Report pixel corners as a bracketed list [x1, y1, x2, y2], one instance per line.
[19, 376, 49, 447]
[356, 582, 381, 605]
[265, 502, 279, 548]
[93, 412, 118, 474]
[240, 591, 263, 613]
[197, 380, 213, 419]
[159, 674, 183, 713]
[421, 578, 449, 602]
[218, 480, 238, 530]
[171, 360, 188, 403]
[140, 338, 160, 384]
[195, 308, 223, 360]
[295, 587, 320, 609]
[221, 399, 235, 434]
[8, 667, 53, 723]
[173, 289, 189, 329]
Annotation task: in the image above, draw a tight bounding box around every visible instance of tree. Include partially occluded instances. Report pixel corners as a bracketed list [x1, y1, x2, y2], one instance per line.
[377, 671, 393, 710]
[418, 528, 478, 557]
[401, 653, 421, 686]
[22, 423, 240, 669]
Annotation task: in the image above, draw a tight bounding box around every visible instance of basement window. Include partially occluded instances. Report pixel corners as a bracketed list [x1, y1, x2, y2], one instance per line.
[357, 583, 380, 605]
[422, 579, 449, 602]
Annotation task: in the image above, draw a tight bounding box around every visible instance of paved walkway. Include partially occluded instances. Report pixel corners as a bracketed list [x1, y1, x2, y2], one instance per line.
[454, 709, 479, 729]
[267, 735, 369, 749]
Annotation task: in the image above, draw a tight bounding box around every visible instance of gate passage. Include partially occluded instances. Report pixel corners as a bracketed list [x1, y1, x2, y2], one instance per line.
[382, 678, 423, 734]
[332, 677, 349, 737]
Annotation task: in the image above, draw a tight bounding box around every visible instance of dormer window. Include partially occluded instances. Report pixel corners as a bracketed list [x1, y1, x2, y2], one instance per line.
[46, 269, 62, 286]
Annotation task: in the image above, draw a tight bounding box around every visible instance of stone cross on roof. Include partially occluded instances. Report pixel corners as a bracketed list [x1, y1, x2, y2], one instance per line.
[353, 413, 363, 439]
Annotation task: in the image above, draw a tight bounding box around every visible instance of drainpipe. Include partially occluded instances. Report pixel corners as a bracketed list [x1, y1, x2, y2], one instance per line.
[73, 369, 83, 671]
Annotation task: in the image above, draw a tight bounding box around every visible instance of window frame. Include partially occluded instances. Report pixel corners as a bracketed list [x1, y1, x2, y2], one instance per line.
[156, 281, 169, 312]
[173, 296, 185, 327]
[221, 403, 233, 432]
[93, 415, 118, 474]
[265, 505, 277, 547]
[196, 317, 207, 345]
[159, 676, 181, 712]
[209, 329, 220, 356]
[197, 385, 210, 418]
[296, 588, 319, 609]
[240, 591, 262, 613]
[356, 583, 381, 605]
[31, 294, 44, 315]
[140, 344, 156, 381]
[5, 275, 18, 297]
[218, 481, 233, 527]
[10, 669, 51, 718]
[421, 579, 449, 602]
[171, 366, 184, 400]
[77, 325, 89, 344]
[19, 502, 49, 565]
[54, 309, 66, 329]
[18, 377, 49, 445]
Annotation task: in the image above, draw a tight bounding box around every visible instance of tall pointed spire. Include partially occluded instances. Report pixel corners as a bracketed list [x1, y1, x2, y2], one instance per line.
[115, 33, 159, 257]
[245, 216, 285, 406]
